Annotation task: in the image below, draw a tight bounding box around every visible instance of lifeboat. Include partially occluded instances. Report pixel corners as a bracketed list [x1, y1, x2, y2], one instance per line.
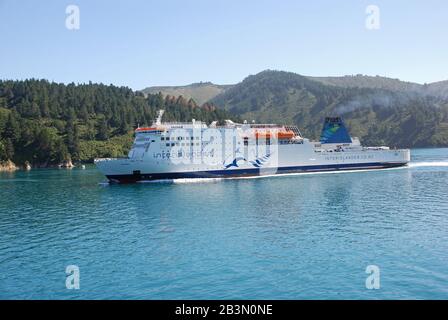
[255, 130, 295, 139]
[135, 126, 166, 133]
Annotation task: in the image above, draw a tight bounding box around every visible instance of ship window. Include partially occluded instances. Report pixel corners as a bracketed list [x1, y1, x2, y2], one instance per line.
[191, 143, 194, 146]
[166, 143, 170, 147]
[161, 137, 165, 141]
[171, 143, 175, 146]
[166, 137, 170, 141]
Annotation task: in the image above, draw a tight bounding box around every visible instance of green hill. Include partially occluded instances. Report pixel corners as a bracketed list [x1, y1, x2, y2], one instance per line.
[141, 82, 233, 105]
[141, 74, 448, 106]
[426, 80, 448, 99]
[309, 74, 422, 92]
[310, 74, 448, 99]
[0, 79, 235, 167]
[211, 70, 448, 147]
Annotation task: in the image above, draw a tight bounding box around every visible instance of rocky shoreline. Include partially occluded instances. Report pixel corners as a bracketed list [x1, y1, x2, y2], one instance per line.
[0, 159, 76, 172]
[0, 160, 19, 172]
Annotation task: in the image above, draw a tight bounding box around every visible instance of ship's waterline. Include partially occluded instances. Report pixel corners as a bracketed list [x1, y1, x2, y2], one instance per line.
[113, 163, 411, 185]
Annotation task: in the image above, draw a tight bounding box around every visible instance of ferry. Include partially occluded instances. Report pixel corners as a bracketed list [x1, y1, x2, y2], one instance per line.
[95, 110, 410, 183]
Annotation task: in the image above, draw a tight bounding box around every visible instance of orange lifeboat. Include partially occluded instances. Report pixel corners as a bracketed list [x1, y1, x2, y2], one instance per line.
[277, 131, 295, 139]
[255, 130, 295, 139]
[135, 126, 165, 133]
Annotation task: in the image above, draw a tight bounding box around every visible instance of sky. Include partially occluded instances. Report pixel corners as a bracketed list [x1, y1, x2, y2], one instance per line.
[0, 0, 447, 90]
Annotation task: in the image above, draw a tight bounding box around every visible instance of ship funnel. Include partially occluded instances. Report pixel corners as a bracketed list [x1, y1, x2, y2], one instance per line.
[320, 117, 352, 144]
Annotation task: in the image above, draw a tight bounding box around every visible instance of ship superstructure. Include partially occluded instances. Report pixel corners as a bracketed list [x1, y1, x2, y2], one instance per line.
[95, 111, 410, 183]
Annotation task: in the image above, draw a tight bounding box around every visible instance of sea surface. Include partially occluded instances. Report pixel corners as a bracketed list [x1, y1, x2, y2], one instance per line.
[1, 148, 448, 299]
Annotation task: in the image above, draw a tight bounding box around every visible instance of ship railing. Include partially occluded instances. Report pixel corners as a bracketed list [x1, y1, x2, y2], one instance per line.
[249, 124, 282, 128]
[161, 122, 208, 129]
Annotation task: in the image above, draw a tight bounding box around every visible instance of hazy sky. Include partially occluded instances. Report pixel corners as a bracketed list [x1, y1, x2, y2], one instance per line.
[1, 0, 447, 89]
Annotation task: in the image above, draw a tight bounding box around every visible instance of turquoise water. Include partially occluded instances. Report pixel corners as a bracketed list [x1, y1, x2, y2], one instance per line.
[1, 148, 448, 299]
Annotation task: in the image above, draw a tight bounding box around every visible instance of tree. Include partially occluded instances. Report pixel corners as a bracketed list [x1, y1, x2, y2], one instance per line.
[118, 115, 130, 135]
[66, 116, 80, 160]
[85, 120, 96, 140]
[0, 140, 7, 160]
[97, 118, 109, 140]
[0, 97, 6, 108]
[79, 104, 89, 123]
[53, 138, 69, 163]
[4, 112, 21, 143]
[40, 90, 50, 117]
[4, 138, 14, 159]
[188, 98, 197, 109]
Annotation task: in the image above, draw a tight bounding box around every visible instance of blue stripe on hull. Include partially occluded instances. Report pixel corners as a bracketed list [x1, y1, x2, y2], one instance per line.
[106, 162, 408, 183]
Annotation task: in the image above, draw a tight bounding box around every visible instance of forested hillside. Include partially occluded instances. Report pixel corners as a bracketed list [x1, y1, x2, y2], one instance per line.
[211, 70, 448, 147]
[0, 79, 234, 167]
[309, 74, 422, 92]
[2, 71, 448, 170]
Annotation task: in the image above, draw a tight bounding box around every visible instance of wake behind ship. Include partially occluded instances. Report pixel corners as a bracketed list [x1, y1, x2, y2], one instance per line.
[95, 110, 410, 183]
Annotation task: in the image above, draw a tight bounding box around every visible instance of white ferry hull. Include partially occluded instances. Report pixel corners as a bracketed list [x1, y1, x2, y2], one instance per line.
[95, 144, 410, 183]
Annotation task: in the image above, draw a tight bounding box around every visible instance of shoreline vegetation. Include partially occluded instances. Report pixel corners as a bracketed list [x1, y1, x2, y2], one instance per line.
[0, 79, 237, 170]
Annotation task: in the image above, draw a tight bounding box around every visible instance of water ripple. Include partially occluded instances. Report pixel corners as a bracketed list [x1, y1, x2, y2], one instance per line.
[1, 149, 448, 299]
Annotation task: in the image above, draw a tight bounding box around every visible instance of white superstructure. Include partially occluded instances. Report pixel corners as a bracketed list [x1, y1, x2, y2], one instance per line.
[95, 112, 410, 183]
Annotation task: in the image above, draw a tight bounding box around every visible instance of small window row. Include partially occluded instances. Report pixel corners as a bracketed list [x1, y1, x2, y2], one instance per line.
[165, 142, 201, 147]
[161, 136, 200, 141]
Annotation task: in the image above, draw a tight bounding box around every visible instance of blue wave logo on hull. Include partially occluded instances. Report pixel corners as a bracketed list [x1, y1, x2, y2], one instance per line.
[249, 154, 272, 168]
[224, 157, 247, 169]
[224, 153, 273, 169]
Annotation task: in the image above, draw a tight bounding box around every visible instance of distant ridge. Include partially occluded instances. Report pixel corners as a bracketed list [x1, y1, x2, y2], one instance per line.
[424, 80, 448, 99]
[142, 73, 448, 104]
[141, 82, 233, 105]
[308, 74, 422, 92]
